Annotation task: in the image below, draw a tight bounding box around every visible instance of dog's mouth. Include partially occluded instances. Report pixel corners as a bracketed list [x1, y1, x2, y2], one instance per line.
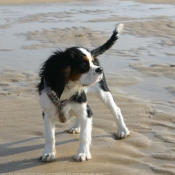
[82, 74, 103, 87]
[93, 73, 103, 84]
[97, 75, 103, 82]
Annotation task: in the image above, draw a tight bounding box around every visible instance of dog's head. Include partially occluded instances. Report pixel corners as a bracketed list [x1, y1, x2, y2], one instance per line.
[39, 47, 103, 98]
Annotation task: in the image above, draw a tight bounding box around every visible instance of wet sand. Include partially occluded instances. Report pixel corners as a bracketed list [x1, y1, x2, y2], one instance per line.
[0, 0, 175, 174]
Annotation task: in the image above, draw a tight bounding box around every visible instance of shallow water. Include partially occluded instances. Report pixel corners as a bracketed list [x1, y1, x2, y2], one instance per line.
[123, 76, 175, 103]
[0, 0, 175, 70]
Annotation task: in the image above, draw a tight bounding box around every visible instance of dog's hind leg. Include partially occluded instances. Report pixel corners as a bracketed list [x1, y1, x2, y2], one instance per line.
[85, 78, 130, 139]
[68, 117, 80, 134]
[68, 92, 92, 161]
[68, 91, 86, 134]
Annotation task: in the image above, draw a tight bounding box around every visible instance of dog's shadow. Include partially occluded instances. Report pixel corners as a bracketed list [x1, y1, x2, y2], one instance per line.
[0, 131, 114, 173]
[0, 131, 76, 173]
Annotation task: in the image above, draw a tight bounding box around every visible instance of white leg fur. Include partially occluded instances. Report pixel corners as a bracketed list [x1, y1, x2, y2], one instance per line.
[39, 92, 57, 162]
[85, 84, 130, 139]
[73, 103, 92, 161]
[40, 113, 56, 162]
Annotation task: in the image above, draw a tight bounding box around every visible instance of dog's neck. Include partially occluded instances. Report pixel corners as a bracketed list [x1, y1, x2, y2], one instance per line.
[60, 81, 85, 101]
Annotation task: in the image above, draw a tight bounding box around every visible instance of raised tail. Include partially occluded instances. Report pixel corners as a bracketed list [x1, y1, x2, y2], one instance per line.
[90, 23, 124, 57]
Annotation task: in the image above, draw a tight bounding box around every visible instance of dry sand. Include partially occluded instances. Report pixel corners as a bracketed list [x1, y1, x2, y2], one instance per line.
[0, 0, 175, 174]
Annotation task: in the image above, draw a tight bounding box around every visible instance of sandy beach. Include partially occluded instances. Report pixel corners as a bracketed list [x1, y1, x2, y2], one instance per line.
[0, 0, 175, 174]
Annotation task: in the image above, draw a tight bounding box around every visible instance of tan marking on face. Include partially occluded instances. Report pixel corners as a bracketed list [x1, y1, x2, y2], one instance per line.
[91, 56, 94, 61]
[84, 56, 89, 62]
[84, 55, 94, 62]
[69, 50, 94, 82]
[69, 70, 81, 81]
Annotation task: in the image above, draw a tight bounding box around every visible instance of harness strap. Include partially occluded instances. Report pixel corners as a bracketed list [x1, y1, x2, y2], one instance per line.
[46, 88, 75, 123]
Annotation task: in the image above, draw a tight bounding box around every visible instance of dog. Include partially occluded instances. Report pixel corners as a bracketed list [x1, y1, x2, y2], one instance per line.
[38, 24, 130, 162]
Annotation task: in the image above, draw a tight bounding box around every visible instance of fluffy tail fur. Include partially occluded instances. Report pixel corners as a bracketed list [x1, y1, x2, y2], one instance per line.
[90, 23, 124, 57]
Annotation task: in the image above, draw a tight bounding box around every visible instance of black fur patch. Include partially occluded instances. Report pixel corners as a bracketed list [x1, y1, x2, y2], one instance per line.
[93, 58, 110, 92]
[86, 104, 93, 118]
[99, 73, 110, 92]
[73, 91, 87, 103]
[42, 111, 44, 119]
[38, 50, 71, 98]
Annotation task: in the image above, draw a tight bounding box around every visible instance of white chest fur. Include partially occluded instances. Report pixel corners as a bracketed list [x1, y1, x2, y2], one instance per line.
[60, 81, 85, 101]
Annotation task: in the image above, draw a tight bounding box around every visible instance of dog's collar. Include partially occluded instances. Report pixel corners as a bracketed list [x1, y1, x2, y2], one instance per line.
[46, 87, 75, 123]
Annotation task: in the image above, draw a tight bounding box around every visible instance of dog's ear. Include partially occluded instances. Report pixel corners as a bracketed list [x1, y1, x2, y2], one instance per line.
[39, 51, 71, 99]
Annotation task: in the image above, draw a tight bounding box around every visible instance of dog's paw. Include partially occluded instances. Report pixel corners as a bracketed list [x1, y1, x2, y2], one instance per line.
[68, 127, 80, 134]
[39, 153, 56, 162]
[74, 152, 92, 162]
[116, 127, 130, 139]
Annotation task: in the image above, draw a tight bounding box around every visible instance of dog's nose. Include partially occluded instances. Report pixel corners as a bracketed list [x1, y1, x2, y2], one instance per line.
[95, 67, 103, 74]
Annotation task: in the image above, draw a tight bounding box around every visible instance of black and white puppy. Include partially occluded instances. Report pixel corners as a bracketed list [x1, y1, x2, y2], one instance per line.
[38, 24, 130, 162]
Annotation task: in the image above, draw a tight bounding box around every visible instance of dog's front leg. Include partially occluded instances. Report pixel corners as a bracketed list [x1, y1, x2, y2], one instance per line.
[40, 112, 56, 162]
[85, 84, 130, 139]
[74, 104, 92, 162]
[99, 91, 130, 139]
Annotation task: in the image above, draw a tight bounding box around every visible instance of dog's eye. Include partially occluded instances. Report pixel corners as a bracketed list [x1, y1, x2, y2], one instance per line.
[81, 61, 88, 69]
